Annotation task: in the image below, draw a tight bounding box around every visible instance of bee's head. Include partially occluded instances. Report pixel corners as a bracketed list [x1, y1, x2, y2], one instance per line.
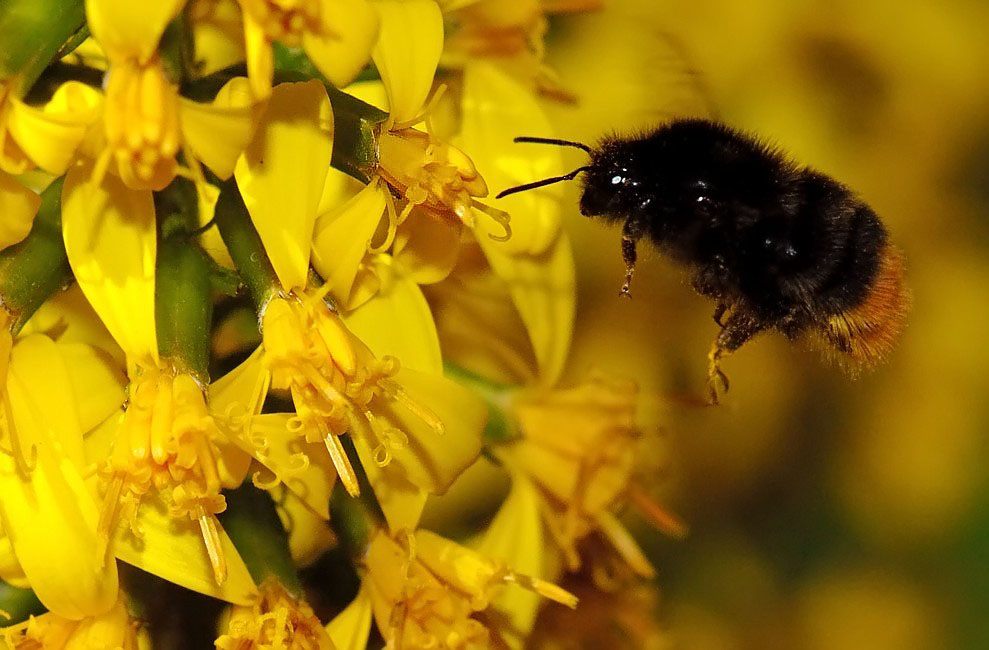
[579, 139, 641, 220]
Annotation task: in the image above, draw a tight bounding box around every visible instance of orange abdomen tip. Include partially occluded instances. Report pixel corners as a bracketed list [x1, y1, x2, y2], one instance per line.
[813, 244, 911, 374]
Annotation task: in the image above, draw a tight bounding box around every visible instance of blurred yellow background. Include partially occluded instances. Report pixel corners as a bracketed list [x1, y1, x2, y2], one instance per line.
[541, 1, 989, 648]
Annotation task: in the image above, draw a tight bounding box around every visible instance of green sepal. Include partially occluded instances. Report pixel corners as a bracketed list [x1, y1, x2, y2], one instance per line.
[219, 484, 303, 596]
[0, 177, 72, 333]
[0, 0, 86, 94]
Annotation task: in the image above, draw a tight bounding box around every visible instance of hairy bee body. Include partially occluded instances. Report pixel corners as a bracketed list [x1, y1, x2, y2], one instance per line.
[579, 118, 909, 373]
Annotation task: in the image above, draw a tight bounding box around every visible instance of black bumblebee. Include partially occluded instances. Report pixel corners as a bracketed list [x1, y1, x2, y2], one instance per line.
[497, 119, 909, 403]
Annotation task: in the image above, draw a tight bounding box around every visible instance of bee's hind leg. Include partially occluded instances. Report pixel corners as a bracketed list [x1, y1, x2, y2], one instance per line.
[706, 307, 764, 405]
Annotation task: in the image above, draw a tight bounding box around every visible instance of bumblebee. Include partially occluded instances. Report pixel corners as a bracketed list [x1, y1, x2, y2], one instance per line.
[497, 119, 910, 403]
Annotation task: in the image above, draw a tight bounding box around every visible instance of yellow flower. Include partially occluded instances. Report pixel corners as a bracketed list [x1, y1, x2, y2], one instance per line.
[494, 375, 686, 577]
[0, 594, 147, 650]
[0, 334, 124, 619]
[95, 368, 236, 585]
[85, 0, 257, 191]
[239, 0, 379, 100]
[215, 579, 336, 650]
[360, 528, 576, 649]
[312, 1, 513, 310]
[61, 156, 257, 604]
[231, 79, 489, 532]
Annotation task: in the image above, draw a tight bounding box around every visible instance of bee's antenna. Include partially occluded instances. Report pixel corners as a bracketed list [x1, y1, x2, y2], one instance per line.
[496, 166, 590, 199]
[513, 136, 592, 153]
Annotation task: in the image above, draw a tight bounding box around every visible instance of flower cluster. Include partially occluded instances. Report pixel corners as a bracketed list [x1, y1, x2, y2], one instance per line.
[0, 0, 680, 647]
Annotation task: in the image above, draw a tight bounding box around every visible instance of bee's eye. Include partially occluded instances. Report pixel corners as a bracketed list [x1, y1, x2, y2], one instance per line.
[611, 175, 624, 185]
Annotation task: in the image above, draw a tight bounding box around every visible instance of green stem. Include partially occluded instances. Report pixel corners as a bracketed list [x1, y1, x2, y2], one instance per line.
[219, 484, 303, 595]
[155, 236, 213, 381]
[0, 0, 86, 94]
[0, 177, 72, 333]
[213, 179, 280, 310]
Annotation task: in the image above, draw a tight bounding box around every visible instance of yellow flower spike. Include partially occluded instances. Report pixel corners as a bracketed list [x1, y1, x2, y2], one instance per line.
[85, 0, 187, 63]
[215, 578, 336, 650]
[326, 584, 374, 650]
[0, 172, 40, 251]
[180, 76, 258, 181]
[364, 528, 575, 649]
[5, 82, 103, 176]
[303, 0, 380, 88]
[235, 80, 334, 292]
[0, 335, 119, 620]
[311, 180, 389, 310]
[0, 594, 144, 649]
[371, 0, 444, 127]
[341, 256, 443, 373]
[61, 163, 158, 369]
[461, 61, 563, 256]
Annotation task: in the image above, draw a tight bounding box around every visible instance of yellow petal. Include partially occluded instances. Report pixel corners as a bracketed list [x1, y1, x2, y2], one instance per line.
[392, 208, 462, 284]
[474, 472, 546, 645]
[326, 583, 374, 650]
[245, 413, 337, 519]
[7, 82, 103, 175]
[310, 182, 387, 308]
[85, 0, 186, 62]
[235, 80, 334, 291]
[243, 12, 274, 100]
[461, 61, 563, 256]
[272, 486, 335, 568]
[0, 531, 29, 588]
[191, 0, 246, 77]
[195, 180, 236, 268]
[413, 530, 499, 599]
[303, 0, 380, 87]
[341, 258, 442, 373]
[21, 284, 126, 366]
[377, 367, 487, 494]
[61, 163, 158, 366]
[352, 438, 428, 532]
[56, 342, 127, 434]
[0, 171, 40, 251]
[209, 347, 271, 486]
[111, 492, 258, 605]
[0, 335, 120, 619]
[180, 77, 257, 180]
[371, 0, 443, 125]
[475, 228, 575, 386]
[315, 166, 364, 216]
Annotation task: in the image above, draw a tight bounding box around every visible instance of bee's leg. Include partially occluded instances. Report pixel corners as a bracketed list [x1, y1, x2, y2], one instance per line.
[712, 302, 730, 327]
[706, 308, 764, 405]
[619, 219, 645, 298]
